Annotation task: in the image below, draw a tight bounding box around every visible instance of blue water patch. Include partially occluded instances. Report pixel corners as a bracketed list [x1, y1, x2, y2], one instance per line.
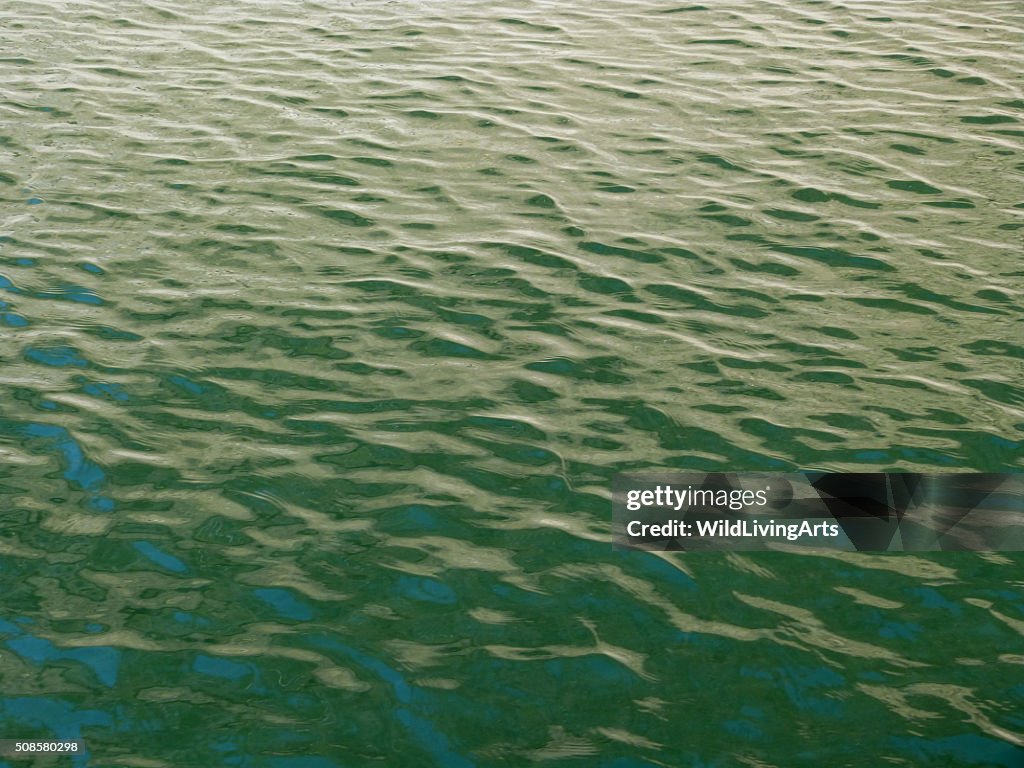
[908, 587, 963, 616]
[305, 634, 476, 766]
[24, 422, 72, 440]
[307, 635, 411, 703]
[977, 589, 1024, 612]
[2, 312, 28, 326]
[878, 620, 923, 641]
[853, 450, 888, 461]
[22, 422, 106, 492]
[133, 541, 188, 573]
[173, 610, 211, 627]
[526, 357, 577, 376]
[57, 441, 104, 488]
[395, 708, 475, 768]
[24, 345, 89, 367]
[168, 373, 206, 395]
[544, 655, 640, 685]
[723, 718, 763, 740]
[0, 619, 21, 635]
[82, 381, 130, 402]
[193, 654, 252, 681]
[212, 738, 239, 753]
[3, 625, 120, 687]
[26, 196, 43, 205]
[79, 262, 105, 274]
[63, 646, 121, 687]
[285, 693, 319, 712]
[425, 338, 487, 358]
[395, 575, 457, 605]
[37, 284, 103, 305]
[253, 588, 314, 621]
[87, 496, 116, 512]
[759, 665, 846, 718]
[388, 504, 441, 531]
[785, 665, 845, 688]
[8, 633, 75, 665]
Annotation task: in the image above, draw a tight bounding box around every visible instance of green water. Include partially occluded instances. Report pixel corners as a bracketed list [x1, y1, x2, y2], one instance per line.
[1, 0, 1023, 765]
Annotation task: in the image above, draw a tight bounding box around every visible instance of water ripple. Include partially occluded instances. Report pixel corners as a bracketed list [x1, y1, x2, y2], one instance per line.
[1, 0, 1022, 765]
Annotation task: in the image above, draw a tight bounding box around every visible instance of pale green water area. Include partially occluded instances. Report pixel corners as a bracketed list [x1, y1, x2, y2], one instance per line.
[1, 0, 1023, 765]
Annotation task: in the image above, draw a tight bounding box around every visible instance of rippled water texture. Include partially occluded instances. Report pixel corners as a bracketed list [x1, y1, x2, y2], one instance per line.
[2, 0, 1023, 765]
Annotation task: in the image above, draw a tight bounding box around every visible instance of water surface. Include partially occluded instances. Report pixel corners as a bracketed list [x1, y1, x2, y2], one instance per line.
[1, 0, 1023, 765]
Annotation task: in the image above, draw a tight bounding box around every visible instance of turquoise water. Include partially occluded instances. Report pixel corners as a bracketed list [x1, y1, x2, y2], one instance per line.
[1, 0, 1023, 765]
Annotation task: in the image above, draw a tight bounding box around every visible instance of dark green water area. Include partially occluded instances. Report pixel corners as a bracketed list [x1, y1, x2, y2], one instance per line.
[1, 0, 1022, 765]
